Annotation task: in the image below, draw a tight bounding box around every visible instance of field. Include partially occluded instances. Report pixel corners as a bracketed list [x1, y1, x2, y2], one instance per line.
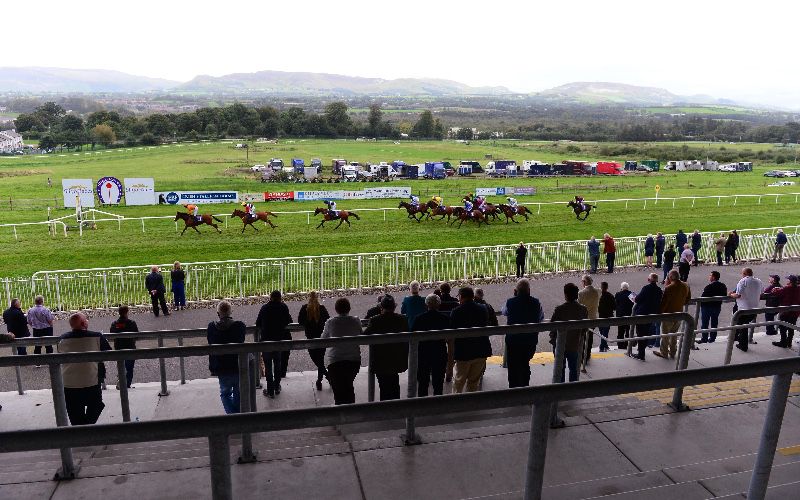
[0, 139, 798, 278]
[641, 106, 756, 115]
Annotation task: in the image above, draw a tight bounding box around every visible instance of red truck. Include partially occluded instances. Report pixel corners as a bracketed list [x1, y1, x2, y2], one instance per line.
[596, 161, 624, 175]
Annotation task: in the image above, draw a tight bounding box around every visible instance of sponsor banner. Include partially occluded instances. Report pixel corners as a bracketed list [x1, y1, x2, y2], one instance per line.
[341, 190, 366, 200]
[158, 191, 239, 205]
[294, 190, 331, 201]
[475, 187, 500, 196]
[62, 179, 95, 208]
[475, 187, 532, 197]
[363, 186, 411, 199]
[263, 192, 293, 201]
[97, 176, 123, 204]
[124, 178, 156, 206]
[295, 187, 412, 201]
[513, 187, 536, 196]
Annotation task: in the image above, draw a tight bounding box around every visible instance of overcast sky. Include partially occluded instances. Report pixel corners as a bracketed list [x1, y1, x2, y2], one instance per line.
[6, 0, 799, 108]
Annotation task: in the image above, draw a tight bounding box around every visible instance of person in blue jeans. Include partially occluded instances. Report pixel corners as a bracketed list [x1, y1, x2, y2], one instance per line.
[699, 271, 728, 343]
[207, 300, 246, 414]
[110, 305, 138, 389]
[170, 261, 186, 310]
[587, 236, 600, 274]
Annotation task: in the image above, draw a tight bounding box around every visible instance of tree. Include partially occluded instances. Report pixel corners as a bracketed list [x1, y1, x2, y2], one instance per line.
[412, 110, 435, 138]
[92, 124, 116, 146]
[38, 134, 57, 151]
[56, 114, 87, 149]
[367, 104, 383, 137]
[13, 113, 45, 133]
[139, 133, 159, 146]
[279, 107, 307, 136]
[34, 102, 66, 129]
[146, 113, 174, 139]
[324, 101, 351, 136]
[86, 110, 121, 130]
[455, 127, 474, 141]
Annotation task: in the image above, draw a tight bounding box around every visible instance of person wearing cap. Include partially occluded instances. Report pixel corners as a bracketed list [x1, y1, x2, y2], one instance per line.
[241, 201, 256, 221]
[699, 271, 727, 344]
[761, 275, 782, 337]
[770, 275, 800, 348]
[515, 241, 527, 278]
[729, 268, 763, 351]
[771, 229, 788, 263]
[363, 295, 409, 400]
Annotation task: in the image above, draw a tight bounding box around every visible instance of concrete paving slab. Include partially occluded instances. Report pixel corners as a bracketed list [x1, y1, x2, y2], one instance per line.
[595, 399, 800, 471]
[662, 450, 800, 484]
[571, 481, 712, 500]
[699, 459, 800, 497]
[0, 479, 58, 499]
[353, 423, 639, 500]
[540, 470, 675, 500]
[151, 379, 226, 419]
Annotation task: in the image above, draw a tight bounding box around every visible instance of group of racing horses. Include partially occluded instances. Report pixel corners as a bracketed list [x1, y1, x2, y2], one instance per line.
[398, 199, 532, 227]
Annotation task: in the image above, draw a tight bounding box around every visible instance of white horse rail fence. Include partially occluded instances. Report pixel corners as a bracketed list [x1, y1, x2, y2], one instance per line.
[2, 225, 798, 312]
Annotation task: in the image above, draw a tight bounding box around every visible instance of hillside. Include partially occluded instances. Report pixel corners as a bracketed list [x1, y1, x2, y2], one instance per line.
[0, 67, 179, 93]
[537, 82, 733, 106]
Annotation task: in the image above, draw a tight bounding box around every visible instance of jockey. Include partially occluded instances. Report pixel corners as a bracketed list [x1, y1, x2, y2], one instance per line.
[241, 201, 256, 221]
[475, 195, 487, 212]
[463, 197, 474, 214]
[184, 203, 200, 222]
[409, 194, 419, 208]
[431, 195, 443, 206]
[325, 200, 338, 218]
[575, 196, 586, 211]
[507, 196, 518, 209]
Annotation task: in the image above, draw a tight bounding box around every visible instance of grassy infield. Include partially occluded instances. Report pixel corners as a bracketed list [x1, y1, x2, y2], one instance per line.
[0, 139, 798, 278]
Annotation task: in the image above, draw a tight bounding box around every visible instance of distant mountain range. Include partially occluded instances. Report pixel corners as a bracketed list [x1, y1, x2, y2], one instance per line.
[0, 66, 757, 108]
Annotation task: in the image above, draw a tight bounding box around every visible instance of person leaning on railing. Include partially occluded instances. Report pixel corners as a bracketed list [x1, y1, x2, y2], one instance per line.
[321, 298, 363, 405]
[769, 275, 800, 349]
[206, 301, 246, 415]
[298, 291, 330, 391]
[503, 278, 543, 388]
[363, 295, 409, 401]
[654, 270, 691, 360]
[170, 261, 186, 310]
[412, 294, 450, 397]
[3, 298, 30, 356]
[110, 305, 138, 390]
[729, 268, 763, 352]
[27, 295, 54, 360]
[549, 283, 588, 382]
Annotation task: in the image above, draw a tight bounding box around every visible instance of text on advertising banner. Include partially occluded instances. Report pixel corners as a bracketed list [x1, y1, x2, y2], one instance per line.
[124, 178, 156, 205]
[62, 179, 95, 208]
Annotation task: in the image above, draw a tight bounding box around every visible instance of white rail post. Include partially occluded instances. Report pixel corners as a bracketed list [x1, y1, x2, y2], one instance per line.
[237, 263, 243, 297]
[357, 255, 363, 291]
[463, 248, 468, 279]
[13, 226, 17, 240]
[141, 219, 145, 232]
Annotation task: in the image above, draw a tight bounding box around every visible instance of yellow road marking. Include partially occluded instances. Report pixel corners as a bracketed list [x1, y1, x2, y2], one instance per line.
[486, 352, 624, 366]
[778, 445, 800, 456]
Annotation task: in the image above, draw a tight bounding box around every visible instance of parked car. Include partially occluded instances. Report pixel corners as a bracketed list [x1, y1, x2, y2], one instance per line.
[636, 165, 653, 173]
[250, 164, 266, 172]
[768, 181, 796, 187]
[764, 170, 784, 177]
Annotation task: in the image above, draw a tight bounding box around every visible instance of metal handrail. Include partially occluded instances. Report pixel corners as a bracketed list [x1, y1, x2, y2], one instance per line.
[0, 356, 796, 500]
[725, 305, 800, 365]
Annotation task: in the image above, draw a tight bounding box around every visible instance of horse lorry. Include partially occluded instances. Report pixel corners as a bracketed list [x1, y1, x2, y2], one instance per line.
[596, 161, 624, 175]
[485, 160, 517, 177]
[423, 162, 446, 179]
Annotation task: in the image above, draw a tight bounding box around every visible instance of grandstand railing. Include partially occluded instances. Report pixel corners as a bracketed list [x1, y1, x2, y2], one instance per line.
[2, 224, 797, 311]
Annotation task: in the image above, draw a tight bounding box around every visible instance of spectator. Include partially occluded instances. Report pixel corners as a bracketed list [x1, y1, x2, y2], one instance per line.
[322, 298, 363, 405]
[691, 230, 702, 266]
[603, 233, 616, 273]
[761, 275, 782, 338]
[549, 283, 588, 382]
[614, 282, 634, 349]
[412, 294, 450, 396]
[729, 268, 763, 352]
[401, 281, 426, 330]
[170, 261, 186, 310]
[699, 271, 728, 344]
[644, 234, 655, 268]
[437, 282, 459, 382]
[598, 282, 615, 352]
[451, 287, 491, 393]
[676, 229, 687, 250]
[474, 288, 498, 327]
[714, 234, 727, 266]
[363, 295, 408, 400]
[3, 298, 29, 356]
[654, 270, 691, 359]
[678, 244, 694, 282]
[655, 232, 666, 269]
[729, 230, 740, 263]
[516, 242, 528, 278]
[770, 275, 800, 348]
[27, 295, 54, 361]
[58, 313, 111, 425]
[256, 290, 293, 398]
[578, 275, 600, 367]
[771, 229, 788, 263]
[298, 291, 330, 391]
[632, 274, 663, 361]
[145, 266, 169, 317]
[206, 301, 246, 414]
[724, 232, 735, 264]
[587, 236, 600, 274]
[365, 295, 383, 320]
[502, 279, 543, 388]
[110, 305, 138, 389]
[662, 244, 677, 283]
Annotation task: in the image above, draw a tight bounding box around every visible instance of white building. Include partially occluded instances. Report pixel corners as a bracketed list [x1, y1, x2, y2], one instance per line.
[0, 129, 23, 153]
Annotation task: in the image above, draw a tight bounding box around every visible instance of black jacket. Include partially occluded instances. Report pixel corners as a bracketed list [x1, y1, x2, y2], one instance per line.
[450, 300, 491, 361]
[515, 245, 528, 263]
[598, 291, 615, 318]
[504, 294, 542, 348]
[3, 307, 29, 337]
[691, 233, 702, 250]
[145, 272, 166, 294]
[363, 312, 409, 374]
[256, 301, 293, 341]
[170, 269, 185, 283]
[298, 304, 330, 340]
[663, 249, 677, 266]
[614, 290, 634, 317]
[655, 235, 665, 253]
[701, 281, 728, 311]
[412, 310, 450, 363]
[207, 317, 246, 376]
[110, 317, 138, 350]
[633, 282, 663, 316]
[438, 294, 459, 313]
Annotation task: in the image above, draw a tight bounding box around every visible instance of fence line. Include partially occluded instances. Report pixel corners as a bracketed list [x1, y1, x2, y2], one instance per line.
[0, 224, 792, 311]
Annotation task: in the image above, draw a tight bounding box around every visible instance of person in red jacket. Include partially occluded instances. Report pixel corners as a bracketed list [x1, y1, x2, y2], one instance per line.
[771, 275, 800, 348]
[603, 233, 616, 273]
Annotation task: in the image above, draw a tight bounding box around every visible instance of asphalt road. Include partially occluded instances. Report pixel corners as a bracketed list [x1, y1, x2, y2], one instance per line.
[2, 260, 798, 392]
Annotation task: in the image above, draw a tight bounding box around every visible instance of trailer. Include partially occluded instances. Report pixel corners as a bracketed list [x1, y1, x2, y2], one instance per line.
[331, 159, 347, 175]
[684, 160, 703, 171]
[424, 162, 446, 179]
[596, 161, 624, 175]
[527, 163, 553, 176]
[664, 161, 686, 171]
[458, 160, 482, 175]
[269, 158, 284, 170]
[406, 164, 420, 179]
[292, 158, 305, 173]
[640, 160, 660, 172]
[303, 166, 319, 180]
[737, 161, 753, 172]
[624, 161, 638, 171]
[563, 160, 592, 175]
[486, 160, 517, 177]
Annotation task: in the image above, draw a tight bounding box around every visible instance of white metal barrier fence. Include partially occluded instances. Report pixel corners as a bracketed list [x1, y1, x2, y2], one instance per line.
[1, 225, 796, 311]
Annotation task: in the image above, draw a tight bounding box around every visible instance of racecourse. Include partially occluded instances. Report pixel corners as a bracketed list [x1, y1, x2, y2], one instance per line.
[0, 139, 798, 277]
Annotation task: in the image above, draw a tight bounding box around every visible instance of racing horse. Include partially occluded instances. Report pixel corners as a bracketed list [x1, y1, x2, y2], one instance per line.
[497, 204, 532, 223]
[398, 201, 429, 222]
[426, 201, 459, 222]
[174, 211, 223, 235]
[314, 207, 360, 229]
[481, 203, 502, 220]
[567, 200, 596, 220]
[231, 208, 278, 232]
[454, 208, 490, 228]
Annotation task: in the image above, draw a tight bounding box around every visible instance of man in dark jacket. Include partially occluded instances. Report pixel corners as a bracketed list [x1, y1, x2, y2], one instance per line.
[587, 237, 600, 274]
[412, 294, 450, 396]
[614, 283, 634, 349]
[255, 290, 293, 398]
[515, 242, 528, 278]
[771, 275, 800, 348]
[363, 295, 408, 400]
[632, 273, 663, 360]
[144, 266, 169, 317]
[549, 283, 588, 382]
[207, 301, 246, 414]
[761, 275, 782, 337]
[598, 282, 615, 352]
[451, 287, 491, 393]
[3, 298, 30, 355]
[437, 282, 459, 382]
[475, 288, 498, 327]
[110, 305, 138, 389]
[503, 279, 543, 388]
[675, 230, 687, 251]
[699, 271, 728, 344]
[726, 230, 739, 263]
[772, 229, 788, 263]
[691, 230, 702, 266]
[655, 233, 666, 269]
